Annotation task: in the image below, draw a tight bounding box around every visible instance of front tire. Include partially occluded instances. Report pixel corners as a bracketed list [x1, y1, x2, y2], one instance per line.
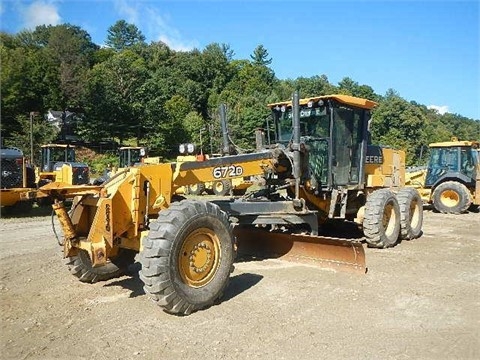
[432, 181, 471, 214]
[397, 188, 423, 240]
[363, 189, 401, 248]
[140, 200, 234, 315]
[65, 248, 136, 283]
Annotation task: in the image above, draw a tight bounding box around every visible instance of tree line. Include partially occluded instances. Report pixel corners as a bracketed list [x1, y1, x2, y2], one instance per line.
[1, 20, 479, 165]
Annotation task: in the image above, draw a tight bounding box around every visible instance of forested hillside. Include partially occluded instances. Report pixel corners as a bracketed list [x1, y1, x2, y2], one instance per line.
[1, 22, 479, 165]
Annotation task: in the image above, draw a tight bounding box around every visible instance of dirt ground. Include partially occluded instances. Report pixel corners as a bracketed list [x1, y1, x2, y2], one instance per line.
[1, 206, 479, 360]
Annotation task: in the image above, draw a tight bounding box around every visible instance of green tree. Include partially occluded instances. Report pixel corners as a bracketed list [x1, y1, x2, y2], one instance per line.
[371, 90, 428, 165]
[218, 59, 276, 150]
[250, 44, 272, 66]
[3, 114, 58, 164]
[106, 20, 146, 51]
[1, 34, 48, 138]
[338, 77, 379, 101]
[81, 50, 148, 143]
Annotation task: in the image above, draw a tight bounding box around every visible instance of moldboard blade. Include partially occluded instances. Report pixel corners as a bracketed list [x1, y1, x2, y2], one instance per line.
[233, 227, 366, 274]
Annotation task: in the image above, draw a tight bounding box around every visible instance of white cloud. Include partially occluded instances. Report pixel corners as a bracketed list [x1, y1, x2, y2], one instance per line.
[427, 105, 449, 115]
[113, 0, 139, 24]
[21, 0, 61, 30]
[113, 0, 198, 51]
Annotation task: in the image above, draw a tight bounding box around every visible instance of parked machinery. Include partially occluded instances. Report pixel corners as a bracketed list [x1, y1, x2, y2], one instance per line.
[41, 92, 423, 315]
[406, 138, 480, 213]
[37, 144, 90, 187]
[0, 147, 36, 213]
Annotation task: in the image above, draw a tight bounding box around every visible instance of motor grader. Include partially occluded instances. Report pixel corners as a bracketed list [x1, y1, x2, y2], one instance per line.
[41, 92, 423, 315]
[406, 138, 480, 213]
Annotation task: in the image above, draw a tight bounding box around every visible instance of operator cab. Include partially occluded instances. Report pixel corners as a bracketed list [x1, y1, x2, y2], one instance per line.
[41, 144, 76, 172]
[425, 141, 479, 187]
[269, 95, 376, 190]
[118, 147, 146, 168]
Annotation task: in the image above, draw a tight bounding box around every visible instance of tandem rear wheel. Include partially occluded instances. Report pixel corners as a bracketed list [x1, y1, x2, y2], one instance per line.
[363, 188, 423, 248]
[363, 189, 401, 248]
[212, 180, 232, 196]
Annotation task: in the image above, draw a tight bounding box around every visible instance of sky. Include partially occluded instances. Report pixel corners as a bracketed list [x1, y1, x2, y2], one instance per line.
[1, 0, 479, 120]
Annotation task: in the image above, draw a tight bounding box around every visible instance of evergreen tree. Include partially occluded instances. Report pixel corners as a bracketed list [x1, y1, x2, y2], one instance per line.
[106, 20, 146, 51]
[250, 44, 272, 66]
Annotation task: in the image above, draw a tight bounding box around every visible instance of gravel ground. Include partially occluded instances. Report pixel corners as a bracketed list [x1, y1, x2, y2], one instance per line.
[0, 207, 479, 360]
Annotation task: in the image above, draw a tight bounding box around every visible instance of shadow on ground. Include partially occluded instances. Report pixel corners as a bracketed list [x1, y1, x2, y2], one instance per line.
[105, 262, 263, 305]
[0, 204, 53, 218]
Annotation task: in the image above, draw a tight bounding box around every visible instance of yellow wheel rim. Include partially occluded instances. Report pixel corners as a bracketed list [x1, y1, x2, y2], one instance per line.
[383, 203, 397, 236]
[409, 198, 420, 228]
[441, 190, 459, 207]
[179, 227, 221, 287]
[215, 182, 224, 193]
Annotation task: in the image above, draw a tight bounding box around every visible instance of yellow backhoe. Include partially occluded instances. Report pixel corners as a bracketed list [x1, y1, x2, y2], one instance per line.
[406, 138, 480, 213]
[41, 92, 423, 315]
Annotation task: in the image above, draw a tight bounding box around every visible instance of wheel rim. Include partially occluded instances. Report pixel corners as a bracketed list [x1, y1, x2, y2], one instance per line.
[215, 182, 224, 193]
[383, 203, 397, 236]
[190, 184, 198, 193]
[409, 198, 421, 228]
[178, 227, 221, 288]
[441, 190, 459, 207]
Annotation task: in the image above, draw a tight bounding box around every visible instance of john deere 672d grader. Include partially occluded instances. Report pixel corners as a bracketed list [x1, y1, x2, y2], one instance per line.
[41, 92, 423, 315]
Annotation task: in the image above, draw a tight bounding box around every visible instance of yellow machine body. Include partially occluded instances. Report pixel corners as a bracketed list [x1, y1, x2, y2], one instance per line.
[37, 144, 90, 187]
[42, 92, 423, 315]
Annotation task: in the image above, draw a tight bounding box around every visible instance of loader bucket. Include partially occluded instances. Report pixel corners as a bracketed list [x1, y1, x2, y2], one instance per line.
[233, 227, 366, 274]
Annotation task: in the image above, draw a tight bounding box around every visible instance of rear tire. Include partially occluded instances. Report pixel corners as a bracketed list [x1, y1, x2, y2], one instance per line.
[66, 248, 136, 283]
[432, 181, 471, 214]
[187, 183, 206, 196]
[212, 180, 232, 196]
[363, 189, 401, 248]
[140, 200, 234, 315]
[397, 188, 423, 240]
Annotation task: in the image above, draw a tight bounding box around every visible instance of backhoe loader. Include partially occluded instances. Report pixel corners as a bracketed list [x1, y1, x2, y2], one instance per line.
[41, 92, 423, 315]
[406, 138, 480, 213]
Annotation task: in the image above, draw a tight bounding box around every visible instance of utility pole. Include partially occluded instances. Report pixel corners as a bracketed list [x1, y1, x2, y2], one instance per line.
[29, 112, 39, 166]
[30, 112, 34, 165]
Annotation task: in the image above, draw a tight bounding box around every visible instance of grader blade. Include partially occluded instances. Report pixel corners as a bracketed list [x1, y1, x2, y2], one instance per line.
[233, 227, 366, 274]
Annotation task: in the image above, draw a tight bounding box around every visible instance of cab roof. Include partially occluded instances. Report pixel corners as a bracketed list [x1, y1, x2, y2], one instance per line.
[267, 94, 377, 110]
[41, 144, 75, 148]
[429, 140, 479, 148]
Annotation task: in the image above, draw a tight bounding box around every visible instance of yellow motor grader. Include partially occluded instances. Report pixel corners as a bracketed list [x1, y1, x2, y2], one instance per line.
[41, 92, 423, 315]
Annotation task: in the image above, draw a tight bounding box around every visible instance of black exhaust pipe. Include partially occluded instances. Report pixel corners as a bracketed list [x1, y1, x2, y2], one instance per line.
[219, 104, 230, 156]
[292, 91, 301, 200]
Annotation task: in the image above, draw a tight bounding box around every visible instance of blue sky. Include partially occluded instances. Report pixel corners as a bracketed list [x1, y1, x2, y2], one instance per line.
[1, 0, 479, 120]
